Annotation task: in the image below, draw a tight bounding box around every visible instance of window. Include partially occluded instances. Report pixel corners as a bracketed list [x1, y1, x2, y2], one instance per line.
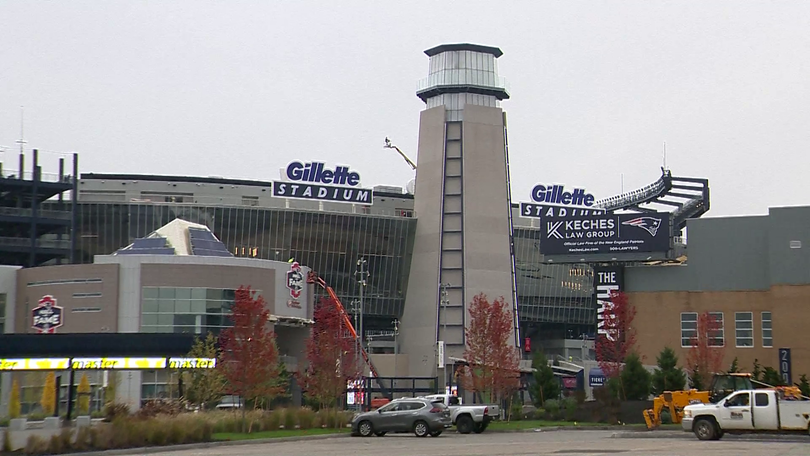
[726, 392, 750, 407]
[761, 312, 772, 348]
[680, 312, 697, 347]
[755, 393, 769, 407]
[708, 312, 724, 347]
[140, 287, 260, 334]
[735, 312, 754, 347]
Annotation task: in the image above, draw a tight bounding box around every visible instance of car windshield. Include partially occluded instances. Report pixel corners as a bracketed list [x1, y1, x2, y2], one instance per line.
[431, 401, 447, 409]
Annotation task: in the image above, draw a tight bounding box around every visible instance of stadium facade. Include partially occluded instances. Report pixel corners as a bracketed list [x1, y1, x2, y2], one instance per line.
[7, 42, 808, 412]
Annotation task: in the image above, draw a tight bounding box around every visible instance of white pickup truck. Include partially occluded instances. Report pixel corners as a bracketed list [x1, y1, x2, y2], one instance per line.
[682, 389, 810, 440]
[422, 394, 500, 434]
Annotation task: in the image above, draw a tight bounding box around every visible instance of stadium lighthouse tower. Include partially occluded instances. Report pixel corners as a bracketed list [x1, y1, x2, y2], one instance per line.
[399, 44, 519, 384]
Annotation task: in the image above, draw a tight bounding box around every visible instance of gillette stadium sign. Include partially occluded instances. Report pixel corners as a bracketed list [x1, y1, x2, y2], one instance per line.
[519, 184, 604, 218]
[539, 212, 671, 255]
[273, 161, 373, 205]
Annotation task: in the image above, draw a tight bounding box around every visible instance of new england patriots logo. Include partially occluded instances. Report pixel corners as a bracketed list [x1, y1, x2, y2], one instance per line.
[621, 217, 662, 236]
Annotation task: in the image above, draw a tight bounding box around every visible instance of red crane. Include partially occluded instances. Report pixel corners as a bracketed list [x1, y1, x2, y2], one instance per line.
[306, 270, 380, 379]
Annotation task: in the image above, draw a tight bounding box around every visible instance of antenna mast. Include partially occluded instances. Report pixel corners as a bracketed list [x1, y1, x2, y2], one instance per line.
[663, 141, 667, 170]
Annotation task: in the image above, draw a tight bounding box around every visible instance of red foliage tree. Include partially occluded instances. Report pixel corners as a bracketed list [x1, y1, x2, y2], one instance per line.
[296, 296, 361, 409]
[594, 291, 638, 380]
[459, 293, 520, 404]
[684, 311, 725, 390]
[219, 286, 285, 429]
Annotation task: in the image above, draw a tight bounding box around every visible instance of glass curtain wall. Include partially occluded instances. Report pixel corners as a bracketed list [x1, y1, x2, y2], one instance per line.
[73, 203, 416, 332]
[513, 227, 596, 339]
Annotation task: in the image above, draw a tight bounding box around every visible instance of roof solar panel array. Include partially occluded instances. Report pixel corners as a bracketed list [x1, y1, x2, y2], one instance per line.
[188, 228, 233, 257]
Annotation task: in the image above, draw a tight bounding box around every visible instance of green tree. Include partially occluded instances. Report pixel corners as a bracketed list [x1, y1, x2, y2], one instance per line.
[689, 363, 706, 391]
[727, 357, 739, 373]
[9, 379, 21, 418]
[752, 358, 762, 382]
[181, 332, 226, 410]
[621, 353, 652, 401]
[40, 373, 56, 416]
[528, 351, 559, 407]
[651, 347, 686, 394]
[77, 374, 91, 415]
[798, 374, 810, 397]
[761, 367, 783, 386]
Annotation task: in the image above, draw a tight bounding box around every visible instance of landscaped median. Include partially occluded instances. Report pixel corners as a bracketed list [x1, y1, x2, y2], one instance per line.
[2, 408, 353, 455]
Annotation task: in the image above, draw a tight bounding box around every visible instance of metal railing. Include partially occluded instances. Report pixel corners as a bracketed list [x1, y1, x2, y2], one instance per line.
[593, 172, 669, 210]
[0, 207, 72, 220]
[0, 236, 71, 249]
[0, 170, 74, 184]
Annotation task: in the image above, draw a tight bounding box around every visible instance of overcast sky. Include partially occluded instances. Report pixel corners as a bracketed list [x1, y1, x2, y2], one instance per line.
[2, 1, 808, 217]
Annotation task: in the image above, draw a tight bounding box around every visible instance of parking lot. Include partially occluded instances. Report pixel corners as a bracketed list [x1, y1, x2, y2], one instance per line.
[146, 430, 809, 456]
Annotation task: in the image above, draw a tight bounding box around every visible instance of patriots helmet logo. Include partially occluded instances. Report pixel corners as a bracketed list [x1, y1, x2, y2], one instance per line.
[621, 217, 662, 236]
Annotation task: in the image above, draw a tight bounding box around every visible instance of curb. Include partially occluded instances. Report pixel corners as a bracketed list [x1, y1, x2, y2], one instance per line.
[488, 426, 654, 433]
[62, 432, 351, 456]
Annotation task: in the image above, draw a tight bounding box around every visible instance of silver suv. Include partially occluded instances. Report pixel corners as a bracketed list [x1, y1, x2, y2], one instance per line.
[351, 398, 452, 437]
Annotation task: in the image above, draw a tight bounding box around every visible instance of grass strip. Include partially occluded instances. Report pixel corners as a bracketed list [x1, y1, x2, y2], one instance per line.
[212, 428, 344, 441]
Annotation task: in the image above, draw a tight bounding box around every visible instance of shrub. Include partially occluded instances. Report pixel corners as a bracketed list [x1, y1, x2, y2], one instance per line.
[103, 402, 131, 422]
[510, 401, 523, 421]
[47, 433, 65, 454]
[264, 409, 282, 431]
[544, 399, 560, 419]
[59, 428, 73, 451]
[283, 408, 297, 429]
[135, 399, 185, 419]
[24, 435, 48, 455]
[74, 426, 95, 452]
[562, 397, 577, 421]
[166, 420, 187, 445]
[298, 408, 315, 430]
[2, 429, 12, 453]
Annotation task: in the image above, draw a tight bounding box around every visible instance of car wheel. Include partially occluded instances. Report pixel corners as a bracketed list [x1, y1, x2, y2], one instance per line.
[456, 415, 474, 434]
[413, 420, 429, 437]
[473, 422, 488, 434]
[693, 418, 716, 441]
[358, 420, 374, 437]
[429, 430, 442, 437]
[374, 431, 387, 437]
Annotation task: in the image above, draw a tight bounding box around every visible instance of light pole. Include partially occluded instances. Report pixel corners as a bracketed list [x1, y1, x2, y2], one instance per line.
[392, 318, 400, 378]
[355, 258, 368, 374]
[349, 299, 361, 372]
[439, 282, 450, 393]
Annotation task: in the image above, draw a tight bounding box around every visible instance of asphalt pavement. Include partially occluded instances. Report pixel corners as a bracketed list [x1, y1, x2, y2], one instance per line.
[137, 430, 810, 456]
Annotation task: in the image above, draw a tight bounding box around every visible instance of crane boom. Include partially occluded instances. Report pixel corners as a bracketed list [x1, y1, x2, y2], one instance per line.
[306, 270, 379, 379]
[384, 137, 416, 171]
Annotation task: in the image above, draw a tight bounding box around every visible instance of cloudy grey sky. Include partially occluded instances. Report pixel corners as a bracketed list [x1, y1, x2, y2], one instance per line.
[1, 1, 808, 217]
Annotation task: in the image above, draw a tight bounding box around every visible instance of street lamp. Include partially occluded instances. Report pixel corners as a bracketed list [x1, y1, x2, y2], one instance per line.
[392, 318, 400, 378]
[355, 258, 369, 374]
[439, 282, 451, 392]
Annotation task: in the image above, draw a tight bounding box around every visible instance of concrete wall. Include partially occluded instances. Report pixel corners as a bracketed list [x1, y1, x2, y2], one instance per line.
[460, 104, 516, 347]
[400, 106, 447, 378]
[15, 264, 120, 333]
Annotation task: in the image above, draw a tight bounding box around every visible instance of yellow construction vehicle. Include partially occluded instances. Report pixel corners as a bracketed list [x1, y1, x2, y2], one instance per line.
[643, 373, 804, 429]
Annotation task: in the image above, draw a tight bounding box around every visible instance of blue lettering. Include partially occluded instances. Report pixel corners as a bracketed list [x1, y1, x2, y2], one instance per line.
[530, 184, 594, 207]
[286, 162, 361, 187]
